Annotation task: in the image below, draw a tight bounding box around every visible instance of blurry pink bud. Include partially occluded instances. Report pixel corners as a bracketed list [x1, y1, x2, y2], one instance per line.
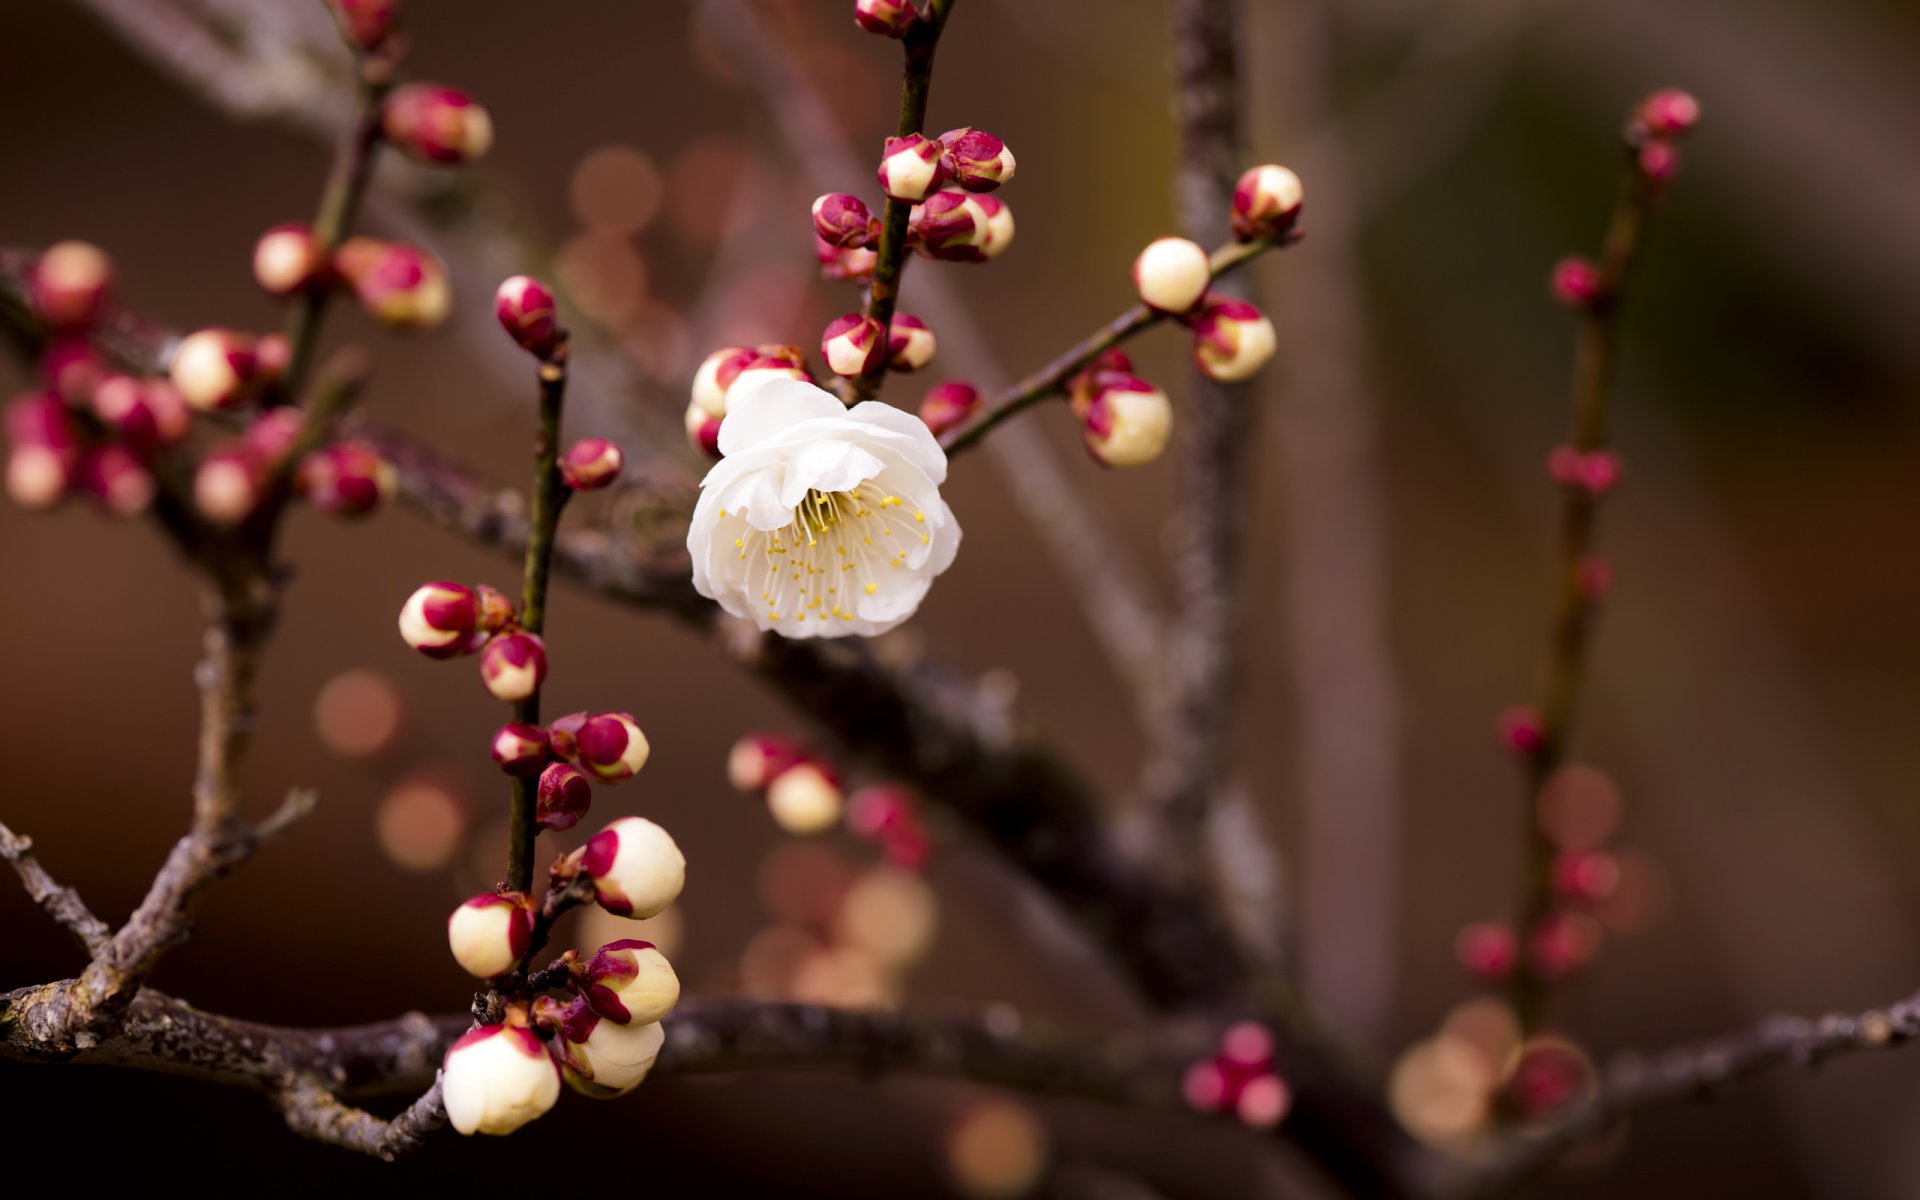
[1529, 911, 1603, 980]
[490, 723, 551, 777]
[1637, 139, 1683, 187]
[847, 785, 915, 837]
[442, 1023, 561, 1136]
[1554, 850, 1622, 904]
[1133, 237, 1212, 314]
[398, 581, 482, 658]
[328, 0, 399, 50]
[886, 313, 936, 372]
[1454, 920, 1518, 981]
[727, 732, 807, 792]
[91, 376, 191, 456]
[475, 583, 517, 634]
[41, 337, 109, 402]
[29, 241, 114, 330]
[1496, 704, 1545, 758]
[853, 0, 919, 36]
[336, 238, 451, 331]
[766, 761, 845, 835]
[1550, 257, 1602, 308]
[494, 275, 562, 359]
[253, 224, 329, 297]
[383, 83, 493, 165]
[547, 711, 589, 761]
[811, 193, 879, 250]
[1188, 294, 1276, 382]
[918, 381, 980, 437]
[170, 329, 261, 412]
[1503, 1038, 1595, 1121]
[1547, 447, 1621, 496]
[447, 891, 534, 978]
[937, 128, 1016, 192]
[1182, 1060, 1230, 1112]
[4, 393, 82, 510]
[816, 235, 879, 283]
[256, 333, 292, 385]
[576, 712, 651, 782]
[690, 345, 754, 415]
[1235, 1073, 1292, 1129]
[584, 816, 686, 918]
[192, 446, 263, 526]
[684, 400, 723, 460]
[81, 445, 156, 517]
[877, 133, 945, 203]
[821, 313, 887, 377]
[1219, 1020, 1276, 1069]
[1077, 373, 1172, 468]
[555, 1002, 665, 1098]
[537, 762, 593, 832]
[729, 350, 813, 397]
[560, 438, 624, 490]
[881, 823, 930, 870]
[243, 408, 305, 471]
[574, 938, 680, 1025]
[299, 441, 396, 517]
[480, 631, 547, 702]
[1231, 164, 1304, 241]
[909, 189, 987, 261]
[1638, 88, 1701, 137]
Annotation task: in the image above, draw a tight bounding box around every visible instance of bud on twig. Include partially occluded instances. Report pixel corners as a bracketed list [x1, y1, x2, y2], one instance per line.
[336, 238, 451, 331]
[812, 193, 880, 250]
[584, 816, 686, 918]
[1636, 88, 1701, 138]
[398, 581, 482, 658]
[253, 224, 329, 297]
[547, 711, 588, 761]
[766, 762, 844, 835]
[81, 445, 155, 517]
[918, 381, 979, 437]
[480, 631, 547, 702]
[886, 313, 936, 372]
[816, 235, 878, 284]
[555, 1004, 665, 1098]
[447, 891, 534, 978]
[1496, 705, 1545, 759]
[170, 329, 261, 412]
[853, 0, 919, 37]
[537, 762, 593, 832]
[490, 723, 551, 776]
[1230, 164, 1303, 241]
[328, 0, 398, 51]
[494, 275, 562, 359]
[1550, 257, 1602, 308]
[5, 393, 82, 510]
[192, 446, 262, 526]
[574, 938, 680, 1025]
[91, 376, 190, 456]
[937, 128, 1016, 193]
[877, 134, 945, 203]
[383, 83, 494, 165]
[1133, 237, 1211, 315]
[821, 313, 887, 377]
[475, 584, 517, 634]
[560, 438, 624, 490]
[575, 712, 651, 782]
[1075, 373, 1172, 469]
[727, 732, 807, 792]
[29, 241, 114, 330]
[1455, 920, 1518, 981]
[41, 338, 108, 403]
[1188, 294, 1276, 382]
[299, 441, 396, 518]
[442, 1023, 561, 1136]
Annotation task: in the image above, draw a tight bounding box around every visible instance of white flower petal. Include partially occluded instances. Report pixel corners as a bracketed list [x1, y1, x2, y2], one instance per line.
[716, 376, 848, 456]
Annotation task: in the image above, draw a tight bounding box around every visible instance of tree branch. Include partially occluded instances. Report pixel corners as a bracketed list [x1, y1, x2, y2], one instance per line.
[0, 821, 111, 954]
[278, 1076, 448, 1161]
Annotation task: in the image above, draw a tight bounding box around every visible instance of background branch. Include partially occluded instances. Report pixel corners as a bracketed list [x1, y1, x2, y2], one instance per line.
[0, 821, 111, 954]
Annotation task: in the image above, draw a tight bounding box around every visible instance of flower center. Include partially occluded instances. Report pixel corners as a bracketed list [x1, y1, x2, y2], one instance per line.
[733, 482, 930, 626]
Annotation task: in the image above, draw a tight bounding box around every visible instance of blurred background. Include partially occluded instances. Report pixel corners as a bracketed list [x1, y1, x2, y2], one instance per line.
[4, 0, 1919, 1195]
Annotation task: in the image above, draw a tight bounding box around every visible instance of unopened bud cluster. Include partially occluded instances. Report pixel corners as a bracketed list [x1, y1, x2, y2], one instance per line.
[1067, 349, 1173, 469]
[728, 732, 847, 836]
[1181, 1021, 1292, 1129]
[683, 344, 810, 459]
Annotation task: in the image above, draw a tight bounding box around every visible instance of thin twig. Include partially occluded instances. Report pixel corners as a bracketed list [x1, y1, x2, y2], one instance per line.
[278, 1075, 447, 1161]
[0, 821, 111, 954]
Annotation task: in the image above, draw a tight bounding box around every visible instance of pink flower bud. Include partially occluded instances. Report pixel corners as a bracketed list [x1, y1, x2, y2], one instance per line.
[5, 393, 81, 510]
[382, 83, 493, 165]
[442, 1023, 561, 1136]
[29, 241, 114, 330]
[192, 445, 263, 526]
[937, 128, 1016, 192]
[335, 238, 451, 331]
[584, 815, 686, 918]
[1133, 236, 1212, 314]
[1183, 1059, 1230, 1112]
[243, 408, 304, 471]
[766, 761, 844, 835]
[690, 345, 753, 418]
[881, 822, 930, 870]
[1231, 164, 1304, 241]
[575, 712, 651, 782]
[475, 584, 518, 634]
[398, 581, 482, 658]
[847, 785, 915, 837]
[727, 732, 807, 792]
[1189, 294, 1276, 382]
[574, 938, 680, 1025]
[41, 337, 109, 402]
[821, 313, 887, 377]
[853, 0, 919, 37]
[547, 711, 589, 760]
[816, 234, 878, 283]
[91, 376, 190, 456]
[447, 891, 534, 978]
[1638, 88, 1701, 137]
[684, 400, 723, 460]
[1454, 920, 1517, 980]
[256, 333, 292, 384]
[299, 441, 396, 517]
[480, 631, 547, 702]
[80, 445, 155, 517]
[1636, 139, 1682, 187]
[1550, 256, 1602, 308]
[170, 329, 261, 412]
[812, 193, 880, 250]
[877, 133, 946, 203]
[494, 275, 561, 359]
[886, 313, 936, 372]
[1502, 1037, 1595, 1120]
[252, 224, 329, 297]
[1553, 850, 1621, 904]
[555, 1002, 665, 1098]
[918, 381, 979, 437]
[1546, 447, 1621, 496]
[537, 762, 593, 832]
[490, 723, 551, 776]
[1076, 373, 1172, 468]
[1496, 704, 1545, 758]
[560, 438, 624, 490]
[328, 0, 398, 50]
[1529, 911, 1602, 980]
[1236, 1073, 1292, 1129]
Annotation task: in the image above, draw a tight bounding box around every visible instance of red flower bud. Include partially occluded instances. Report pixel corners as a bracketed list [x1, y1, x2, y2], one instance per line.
[1133, 237, 1212, 315]
[1188, 294, 1275, 382]
[299, 441, 395, 517]
[170, 329, 261, 412]
[1496, 704, 1545, 758]
[41, 337, 109, 403]
[1502, 1037, 1595, 1121]
[1076, 373, 1172, 468]
[1231, 164, 1304, 241]
[821, 313, 887, 377]
[1636, 139, 1683, 187]
[575, 712, 651, 782]
[918, 381, 980, 437]
[1454, 920, 1518, 980]
[383, 83, 494, 165]
[537, 762, 593, 832]
[573, 938, 680, 1026]
[937, 128, 1016, 193]
[811, 193, 879, 250]
[335, 238, 451, 331]
[877, 133, 945, 203]
[547, 711, 588, 761]
[193, 445, 263, 526]
[1637, 88, 1700, 137]
[854, 0, 919, 37]
[490, 723, 551, 777]
[726, 732, 807, 792]
[1550, 256, 1602, 308]
[29, 241, 114, 330]
[816, 235, 878, 283]
[475, 584, 517, 634]
[90, 376, 190, 456]
[684, 401, 723, 460]
[560, 438, 623, 490]
[480, 631, 547, 702]
[253, 224, 329, 297]
[583, 816, 686, 918]
[494, 275, 561, 359]
[1546, 447, 1620, 496]
[81, 445, 155, 517]
[399, 581, 482, 658]
[447, 892, 534, 978]
[244, 408, 305, 471]
[5, 393, 82, 510]
[1553, 850, 1621, 904]
[886, 313, 936, 372]
[1528, 911, 1603, 980]
[328, 0, 399, 51]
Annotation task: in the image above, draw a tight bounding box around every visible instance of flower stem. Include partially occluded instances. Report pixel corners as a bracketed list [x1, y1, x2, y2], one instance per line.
[939, 233, 1292, 455]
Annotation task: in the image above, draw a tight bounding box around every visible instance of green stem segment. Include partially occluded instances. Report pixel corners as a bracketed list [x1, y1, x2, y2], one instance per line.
[843, 0, 956, 404]
[1509, 159, 1656, 1034]
[506, 350, 572, 894]
[939, 234, 1289, 455]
